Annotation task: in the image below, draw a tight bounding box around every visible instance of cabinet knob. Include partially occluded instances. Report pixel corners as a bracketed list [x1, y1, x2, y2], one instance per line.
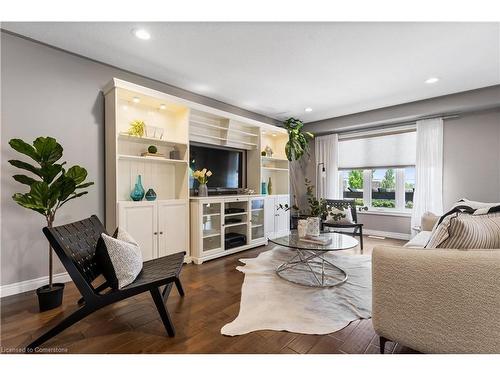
[160, 231, 163, 235]
[154, 232, 158, 235]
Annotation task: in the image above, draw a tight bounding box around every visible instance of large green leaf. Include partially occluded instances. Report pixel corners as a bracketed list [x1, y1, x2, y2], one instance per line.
[59, 191, 88, 208]
[57, 176, 76, 201]
[12, 193, 46, 215]
[9, 139, 41, 163]
[66, 165, 88, 185]
[30, 181, 50, 207]
[40, 163, 64, 184]
[8, 160, 43, 178]
[33, 137, 63, 164]
[76, 182, 94, 189]
[13, 174, 37, 186]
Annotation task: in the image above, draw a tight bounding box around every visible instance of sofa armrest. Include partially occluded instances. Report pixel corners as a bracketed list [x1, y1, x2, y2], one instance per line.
[421, 212, 440, 231]
[372, 246, 500, 353]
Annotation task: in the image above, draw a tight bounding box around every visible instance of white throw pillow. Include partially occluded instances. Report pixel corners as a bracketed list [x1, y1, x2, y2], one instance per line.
[325, 206, 354, 224]
[101, 228, 143, 289]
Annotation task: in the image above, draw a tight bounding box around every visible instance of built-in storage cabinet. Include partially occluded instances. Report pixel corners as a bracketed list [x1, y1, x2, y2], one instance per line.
[105, 79, 190, 261]
[190, 196, 268, 264]
[264, 195, 290, 240]
[118, 201, 157, 261]
[117, 200, 188, 262]
[250, 198, 265, 242]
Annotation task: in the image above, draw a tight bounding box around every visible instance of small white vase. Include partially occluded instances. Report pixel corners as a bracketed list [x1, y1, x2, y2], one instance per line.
[198, 183, 208, 197]
[306, 217, 321, 237]
[297, 219, 308, 238]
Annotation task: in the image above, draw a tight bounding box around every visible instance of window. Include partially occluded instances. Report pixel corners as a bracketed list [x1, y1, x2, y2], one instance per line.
[404, 166, 415, 209]
[372, 168, 396, 208]
[336, 126, 416, 213]
[338, 167, 414, 212]
[341, 169, 364, 206]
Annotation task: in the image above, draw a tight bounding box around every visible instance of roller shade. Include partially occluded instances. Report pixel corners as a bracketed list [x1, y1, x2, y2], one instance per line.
[338, 131, 416, 169]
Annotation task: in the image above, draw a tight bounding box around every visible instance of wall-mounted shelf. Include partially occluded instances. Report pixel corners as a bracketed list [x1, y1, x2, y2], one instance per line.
[117, 154, 188, 165]
[261, 156, 289, 162]
[118, 133, 188, 147]
[262, 166, 289, 172]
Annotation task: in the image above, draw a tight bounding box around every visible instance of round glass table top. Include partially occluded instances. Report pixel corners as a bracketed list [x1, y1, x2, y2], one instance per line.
[269, 230, 358, 251]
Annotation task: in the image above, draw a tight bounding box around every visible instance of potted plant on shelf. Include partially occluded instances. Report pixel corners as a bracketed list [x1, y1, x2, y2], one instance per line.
[283, 117, 314, 161]
[193, 168, 212, 197]
[8, 137, 94, 311]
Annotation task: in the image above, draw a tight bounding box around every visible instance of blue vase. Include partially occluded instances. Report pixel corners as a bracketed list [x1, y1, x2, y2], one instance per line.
[145, 188, 157, 201]
[261, 182, 267, 195]
[130, 175, 145, 201]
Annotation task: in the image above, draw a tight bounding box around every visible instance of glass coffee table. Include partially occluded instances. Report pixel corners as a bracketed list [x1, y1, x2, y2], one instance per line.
[269, 230, 359, 287]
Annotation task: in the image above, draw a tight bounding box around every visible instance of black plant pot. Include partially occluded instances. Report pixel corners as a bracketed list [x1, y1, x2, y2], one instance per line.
[36, 283, 65, 312]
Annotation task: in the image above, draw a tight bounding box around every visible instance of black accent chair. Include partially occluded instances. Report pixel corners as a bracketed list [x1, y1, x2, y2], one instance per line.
[322, 199, 364, 251]
[27, 215, 185, 350]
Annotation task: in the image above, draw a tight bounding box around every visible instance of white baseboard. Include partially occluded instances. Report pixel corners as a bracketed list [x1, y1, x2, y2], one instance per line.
[0, 272, 71, 298]
[363, 229, 411, 241]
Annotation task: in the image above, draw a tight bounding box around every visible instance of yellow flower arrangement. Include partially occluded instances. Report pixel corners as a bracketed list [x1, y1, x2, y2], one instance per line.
[192, 168, 212, 184]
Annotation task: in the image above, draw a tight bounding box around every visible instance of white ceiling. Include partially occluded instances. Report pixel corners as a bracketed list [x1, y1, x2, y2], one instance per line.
[3, 22, 500, 122]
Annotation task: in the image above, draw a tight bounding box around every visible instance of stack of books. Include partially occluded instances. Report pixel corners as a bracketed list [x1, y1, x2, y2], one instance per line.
[299, 235, 332, 246]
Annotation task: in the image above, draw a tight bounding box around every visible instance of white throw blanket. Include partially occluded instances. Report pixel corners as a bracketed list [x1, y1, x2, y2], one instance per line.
[221, 246, 372, 336]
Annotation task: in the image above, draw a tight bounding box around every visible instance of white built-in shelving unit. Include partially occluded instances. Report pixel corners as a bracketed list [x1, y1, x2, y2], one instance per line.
[104, 78, 291, 264]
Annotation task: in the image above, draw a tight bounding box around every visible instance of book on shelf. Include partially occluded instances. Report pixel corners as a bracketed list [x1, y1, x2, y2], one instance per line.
[299, 235, 332, 246]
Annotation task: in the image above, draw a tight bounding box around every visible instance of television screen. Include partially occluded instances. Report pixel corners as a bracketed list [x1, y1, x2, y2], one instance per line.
[189, 144, 244, 190]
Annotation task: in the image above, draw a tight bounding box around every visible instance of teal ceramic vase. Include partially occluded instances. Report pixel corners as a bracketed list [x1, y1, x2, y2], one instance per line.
[145, 188, 157, 201]
[130, 175, 145, 201]
[261, 182, 267, 195]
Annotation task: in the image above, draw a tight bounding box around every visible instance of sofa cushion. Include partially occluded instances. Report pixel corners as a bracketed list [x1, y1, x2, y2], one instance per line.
[426, 211, 500, 249]
[404, 231, 432, 248]
[421, 212, 440, 232]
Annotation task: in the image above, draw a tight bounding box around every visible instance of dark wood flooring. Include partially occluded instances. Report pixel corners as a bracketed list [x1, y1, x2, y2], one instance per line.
[0, 236, 418, 354]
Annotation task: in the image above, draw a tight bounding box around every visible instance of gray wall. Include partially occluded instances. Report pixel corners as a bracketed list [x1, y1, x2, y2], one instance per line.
[303, 89, 500, 236]
[443, 109, 500, 209]
[1, 32, 278, 286]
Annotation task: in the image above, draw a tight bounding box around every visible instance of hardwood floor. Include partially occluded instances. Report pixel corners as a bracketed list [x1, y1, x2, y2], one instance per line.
[0, 236, 418, 354]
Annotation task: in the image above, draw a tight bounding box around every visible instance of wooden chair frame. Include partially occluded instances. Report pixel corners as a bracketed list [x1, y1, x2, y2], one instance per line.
[27, 215, 185, 351]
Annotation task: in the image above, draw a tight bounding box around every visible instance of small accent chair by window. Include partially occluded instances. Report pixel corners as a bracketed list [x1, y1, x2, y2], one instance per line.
[27, 215, 185, 351]
[322, 199, 364, 251]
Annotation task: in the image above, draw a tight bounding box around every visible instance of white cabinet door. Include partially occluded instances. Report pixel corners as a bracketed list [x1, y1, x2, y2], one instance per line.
[264, 196, 277, 239]
[250, 198, 265, 242]
[158, 201, 188, 258]
[275, 195, 290, 237]
[118, 202, 157, 261]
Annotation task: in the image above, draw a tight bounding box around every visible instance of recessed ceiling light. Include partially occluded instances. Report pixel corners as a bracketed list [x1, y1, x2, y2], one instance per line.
[425, 77, 439, 84]
[132, 28, 151, 40]
[262, 131, 267, 135]
[305, 107, 313, 112]
[272, 133, 277, 137]
[132, 96, 140, 103]
[159, 104, 166, 110]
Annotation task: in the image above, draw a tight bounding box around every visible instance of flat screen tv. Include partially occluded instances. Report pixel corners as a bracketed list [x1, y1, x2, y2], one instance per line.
[189, 143, 245, 193]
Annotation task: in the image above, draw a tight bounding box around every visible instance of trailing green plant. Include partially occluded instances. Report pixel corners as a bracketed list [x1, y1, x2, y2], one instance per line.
[8, 137, 94, 288]
[283, 117, 314, 161]
[304, 178, 327, 217]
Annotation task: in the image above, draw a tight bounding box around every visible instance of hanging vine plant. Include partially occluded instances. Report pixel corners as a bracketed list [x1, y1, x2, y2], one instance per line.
[283, 117, 314, 161]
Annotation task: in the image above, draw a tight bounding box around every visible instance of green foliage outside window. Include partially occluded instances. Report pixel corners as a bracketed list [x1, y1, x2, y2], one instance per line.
[347, 170, 363, 189]
[380, 168, 395, 190]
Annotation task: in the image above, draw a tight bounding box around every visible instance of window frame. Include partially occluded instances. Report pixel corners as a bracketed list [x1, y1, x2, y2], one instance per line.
[339, 167, 414, 213]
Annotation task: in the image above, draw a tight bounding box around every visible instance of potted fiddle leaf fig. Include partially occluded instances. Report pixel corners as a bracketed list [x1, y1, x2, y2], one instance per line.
[9, 137, 94, 311]
[283, 117, 314, 161]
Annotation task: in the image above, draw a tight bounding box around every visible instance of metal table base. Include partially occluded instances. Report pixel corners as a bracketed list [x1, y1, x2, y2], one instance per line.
[276, 249, 348, 288]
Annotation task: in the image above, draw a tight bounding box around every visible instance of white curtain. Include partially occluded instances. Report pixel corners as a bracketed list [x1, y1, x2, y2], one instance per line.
[411, 117, 444, 235]
[315, 134, 340, 199]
